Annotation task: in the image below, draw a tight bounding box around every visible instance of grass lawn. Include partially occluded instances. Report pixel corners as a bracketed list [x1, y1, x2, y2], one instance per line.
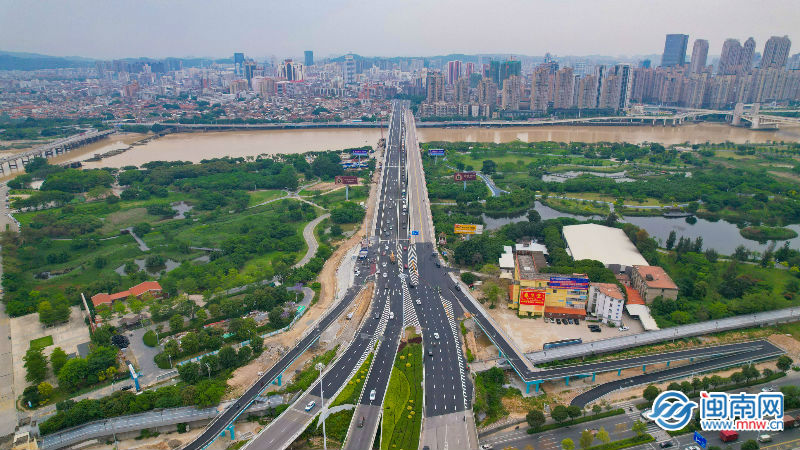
[30, 335, 53, 350]
[541, 197, 610, 216]
[381, 343, 423, 450]
[776, 322, 800, 340]
[247, 189, 285, 207]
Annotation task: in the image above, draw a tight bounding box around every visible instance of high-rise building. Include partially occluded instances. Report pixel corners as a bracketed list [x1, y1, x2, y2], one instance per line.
[612, 64, 633, 110]
[489, 59, 522, 85]
[530, 62, 558, 112]
[740, 38, 756, 72]
[476, 77, 497, 109]
[718, 39, 743, 75]
[279, 59, 304, 81]
[789, 53, 800, 71]
[689, 39, 709, 74]
[465, 62, 475, 78]
[640, 59, 651, 69]
[553, 67, 575, 109]
[661, 34, 689, 67]
[304, 50, 314, 67]
[425, 71, 445, 103]
[447, 60, 462, 84]
[762, 36, 792, 69]
[343, 54, 356, 84]
[577, 74, 598, 109]
[501, 75, 521, 110]
[234, 52, 245, 75]
[454, 77, 470, 103]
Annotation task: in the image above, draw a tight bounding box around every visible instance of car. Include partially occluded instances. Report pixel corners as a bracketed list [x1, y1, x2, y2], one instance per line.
[369, 389, 377, 401]
[618, 326, 630, 331]
[416, 299, 421, 305]
[556, 318, 561, 324]
[435, 261, 441, 267]
[358, 416, 365, 428]
[761, 386, 775, 392]
[590, 327, 602, 333]
[374, 313, 380, 320]
[389, 312, 394, 320]
[574, 319, 580, 325]
[480, 445, 494, 450]
[684, 446, 700, 450]
[383, 272, 388, 278]
[433, 332, 440, 339]
[404, 263, 408, 269]
[428, 349, 433, 357]
[305, 401, 316, 411]
[658, 442, 673, 448]
[382, 261, 387, 267]
[567, 319, 574, 324]
[757, 435, 772, 443]
[403, 245, 408, 251]
[562, 319, 569, 325]
[120, 385, 133, 391]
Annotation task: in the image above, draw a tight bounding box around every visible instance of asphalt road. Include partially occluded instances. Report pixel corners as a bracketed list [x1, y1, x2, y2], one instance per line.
[246, 100, 409, 450]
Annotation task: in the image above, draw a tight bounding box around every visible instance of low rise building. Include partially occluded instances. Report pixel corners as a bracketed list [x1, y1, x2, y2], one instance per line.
[631, 265, 678, 303]
[562, 224, 648, 273]
[588, 282, 625, 326]
[91, 281, 163, 307]
[509, 250, 588, 319]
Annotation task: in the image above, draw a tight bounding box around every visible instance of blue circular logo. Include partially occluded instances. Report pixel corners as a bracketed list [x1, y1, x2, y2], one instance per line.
[646, 391, 699, 431]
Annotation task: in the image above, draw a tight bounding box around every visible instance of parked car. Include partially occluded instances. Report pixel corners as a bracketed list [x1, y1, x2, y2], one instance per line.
[556, 319, 562, 324]
[619, 326, 630, 331]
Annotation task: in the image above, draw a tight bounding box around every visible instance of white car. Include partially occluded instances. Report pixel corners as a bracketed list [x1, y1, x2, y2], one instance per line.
[761, 386, 775, 392]
[618, 326, 630, 331]
[305, 401, 316, 411]
[389, 312, 394, 320]
[433, 332, 440, 339]
[684, 446, 701, 450]
[415, 299, 421, 305]
[382, 261, 387, 267]
[370, 389, 376, 401]
[383, 272, 387, 278]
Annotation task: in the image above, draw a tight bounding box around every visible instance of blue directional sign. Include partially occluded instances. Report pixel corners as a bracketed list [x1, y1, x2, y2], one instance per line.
[411, 230, 419, 236]
[428, 149, 445, 156]
[351, 149, 369, 156]
[694, 431, 707, 449]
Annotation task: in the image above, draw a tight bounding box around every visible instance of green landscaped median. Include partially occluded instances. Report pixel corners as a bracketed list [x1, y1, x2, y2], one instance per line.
[584, 434, 654, 450]
[527, 408, 625, 434]
[381, 343, 423, 450]
[740, 225, 798, 242]
[332, 352, 374, 407]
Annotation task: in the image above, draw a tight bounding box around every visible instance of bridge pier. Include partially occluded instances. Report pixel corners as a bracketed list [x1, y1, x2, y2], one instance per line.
[666, 361, 670, 368]
[617, 369, 622, 376]
[498, 349, 503, 358]
[525, 381, 542, 394]
[592, 372, 596, 382]
[565, 376, 570, 386]
[273, 373, 283, 386]
[8, 160, 18, 170]
[220, 424, 235, 440]
[643, 365, 646, 372]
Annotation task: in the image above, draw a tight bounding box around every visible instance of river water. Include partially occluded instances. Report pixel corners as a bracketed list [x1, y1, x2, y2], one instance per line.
[61, 122, 800, 169]
[484, 202, 800, 255]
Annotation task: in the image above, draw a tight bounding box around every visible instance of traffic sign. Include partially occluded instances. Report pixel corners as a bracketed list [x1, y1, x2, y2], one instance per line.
[428, 149, 445, 156]
[454, 172, 477, 181]
[335, 175, 359, 185]
[454, 224, 484, 235]
[411, 230, 419, 235]
[694, 431, 707, 449]
[351, 149, 369, 156]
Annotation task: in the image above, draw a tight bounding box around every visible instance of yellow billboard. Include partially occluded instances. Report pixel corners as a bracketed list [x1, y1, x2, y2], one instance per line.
[454, 224, 484, 235]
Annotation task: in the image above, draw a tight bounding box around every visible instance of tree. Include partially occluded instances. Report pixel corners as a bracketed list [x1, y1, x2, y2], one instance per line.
[527, 209, 541, 223]
[24, 347, 48, 384]
[58, 358, 89, 391]
[632, 420, 647, 437]
[666, 230, 677, 250]
[164, 339, 180, 360]
[460, 272, 477, 285]
[526, 409, 546, 430]
[228, 317, 257, 341]
[579, 429, 595, 449]
[178, 362, 201, 384]
[567, 405, 582, 420]
[604, 212, 618, 227]
[482, 159, 497, 174]
[50, 347, 68, 375]
[238, 346, 253, 362]
[143, 330, 158, 347]
[596, 427, 610, 444]
[250, 337, 264, 356]
[551, 405, 569, 423]
[730, 371, 745, 384]
[218, 346, 238, 369]
[91, 325, 113, 346]
[741, 440, 759, 450]
[592, 404, 602, 415]
[777, 355, 793, 371]
[129, 299, 144, 315]
[146, 255, 166, 271]
[643, 385, 660, 403]
[181, 332, 200, 355]
[483, 282, 502, 307]
[37, 382, 54, 404]
[561, 438, 575, 450]
[111, 334, 130, 349]
[169, 314, 184, 333]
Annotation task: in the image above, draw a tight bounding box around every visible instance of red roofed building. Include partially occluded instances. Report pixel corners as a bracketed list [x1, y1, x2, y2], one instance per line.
[631, 265, 678, 303]
[91, 281, 162, 308]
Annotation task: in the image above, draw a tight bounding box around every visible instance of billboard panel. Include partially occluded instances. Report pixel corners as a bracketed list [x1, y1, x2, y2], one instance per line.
[547, 276, 590, 289]
[520, 289, 546, 306]
[428, 149, 445, 156]
[335, 175, 359, 185]
[453, 172, 477, 181]
[351, 149, 369, 156]
[454, 224, 484, 235]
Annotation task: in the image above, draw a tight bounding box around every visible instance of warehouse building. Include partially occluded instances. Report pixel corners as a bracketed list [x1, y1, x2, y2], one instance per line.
[562, 224, 648, 272]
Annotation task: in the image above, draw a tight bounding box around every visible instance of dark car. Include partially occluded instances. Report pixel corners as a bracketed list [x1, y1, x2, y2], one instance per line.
[120, 385, 133, 391]
[659, 442, 673, 448]
[556, 318, 561, 324]
[574, 319, 580, 325]
[435, 261, 441, 268]
[590, 327, 602, 333]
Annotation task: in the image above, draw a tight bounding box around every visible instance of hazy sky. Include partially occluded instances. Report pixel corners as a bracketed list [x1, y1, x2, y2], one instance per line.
[1, 0, 797, 60]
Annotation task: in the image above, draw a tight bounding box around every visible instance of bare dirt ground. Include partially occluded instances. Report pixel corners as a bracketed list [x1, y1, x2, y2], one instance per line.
[79, 421, 263, 450]
[482, 298, 644, 353]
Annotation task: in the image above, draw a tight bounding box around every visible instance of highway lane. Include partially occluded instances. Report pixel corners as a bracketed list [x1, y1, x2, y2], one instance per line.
[570, 340, 784, 407]
[183, 102, 406, 450]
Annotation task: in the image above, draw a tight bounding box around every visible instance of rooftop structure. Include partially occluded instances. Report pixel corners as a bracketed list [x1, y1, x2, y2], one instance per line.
[631, 265, 679, 303]
[91, 281, 162, 307]
[562, 224, 648, 270]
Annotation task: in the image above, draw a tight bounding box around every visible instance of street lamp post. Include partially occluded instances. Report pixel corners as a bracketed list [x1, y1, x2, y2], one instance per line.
[316, 362, 327, 450]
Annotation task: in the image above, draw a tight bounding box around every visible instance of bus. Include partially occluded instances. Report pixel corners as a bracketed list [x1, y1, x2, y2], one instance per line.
[542, 338, 582, 350]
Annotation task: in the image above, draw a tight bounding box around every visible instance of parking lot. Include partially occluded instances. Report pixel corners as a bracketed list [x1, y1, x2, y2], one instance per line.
[484, 301, 645, 353]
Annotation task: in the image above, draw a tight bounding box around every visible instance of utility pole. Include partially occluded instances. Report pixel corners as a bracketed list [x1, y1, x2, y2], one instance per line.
[316, 362, 327, 450]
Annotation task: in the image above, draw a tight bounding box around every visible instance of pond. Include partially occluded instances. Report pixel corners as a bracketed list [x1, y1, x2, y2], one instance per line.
[481, 202, 800, 255]
[542, 171, 635, 183]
